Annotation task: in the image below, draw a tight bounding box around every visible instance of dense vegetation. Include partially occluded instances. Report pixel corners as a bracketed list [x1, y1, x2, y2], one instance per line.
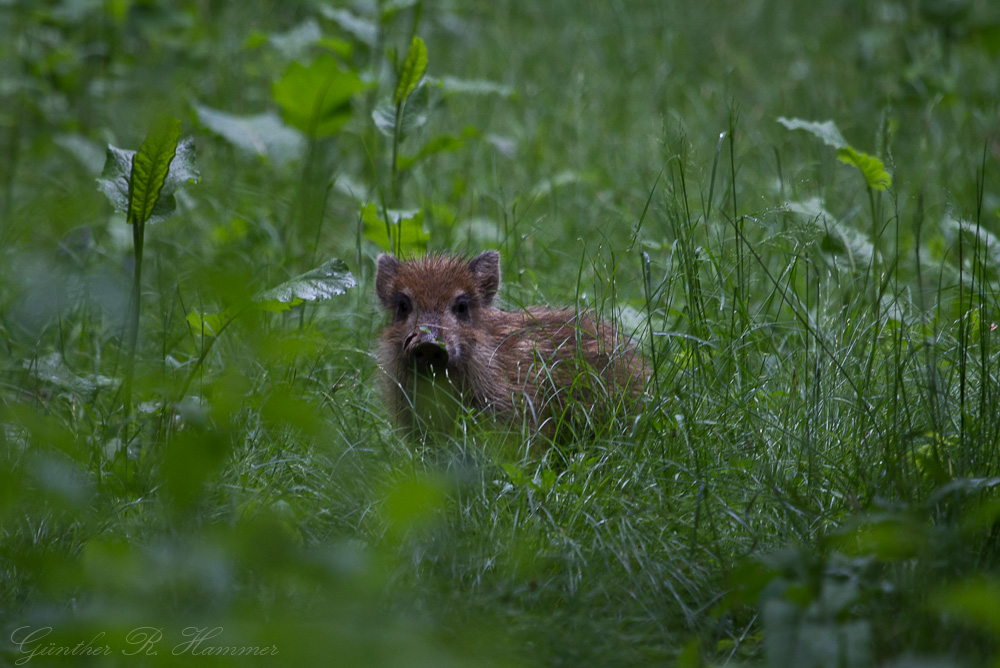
[2, 1, 999, 665]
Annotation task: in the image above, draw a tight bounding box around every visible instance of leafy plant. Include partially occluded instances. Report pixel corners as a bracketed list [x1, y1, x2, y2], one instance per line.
[96, 117, 199, 416]
[183, 257, 357, 397]
[271, 53, 368, 258]
[272, 54, 366, 138]
[371, 35, 430, 252]
[361, 202, 429, 255]
[777, 117, 892, 191]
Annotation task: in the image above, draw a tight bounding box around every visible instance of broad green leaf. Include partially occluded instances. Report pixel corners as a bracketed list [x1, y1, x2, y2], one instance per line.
[371, 102, 396, 137]
[777, 117, 848, 149]
[186, 303, 293, 340]
[677, 639, 701, 668]
[785, 197, 876, 267]
[186, 309, 234, 338]
[779, 117, 892, 191]
[96, 144, 135, 214]
[129, 117, 181, 227]
[244, 30, 269, 49]
[398, 128, 479, 170]
[927, 476, 1000, 506]
[835, 516, 925, 561]
[382, 474, 448, 540]
[394, 36, 428, 105]
[530, 170, 584, 200]
[211, 216, 249, 245]
[943, 214, 1000, 274]
[934, 578, 1000, 633]
[484, 133, 517, 157]
[334, 173, 369, 199]
[254, 298, 301, 313]
[500, 463, 529, 487]
[105, 0, 129, 23]
[24, 352, 117, 396]
[320, 7, 377, 47]
[189, 259, 356, 337]
[435, 76, 514, 98]
[372, 83, 429, 139]
[317, 37, 353, 58]
[194, 104, 304, 166]
[398, 134, 463, 170]
[97, 123, 199, 225]
[972, 23, 1000, 55]
[252, 258, 357, 305]
[362, 202, 391, 249]
[380, 0, 419, 16]
[163, 137, 199, 193]
[141, 137, 197, 225]
[272, 55, 366, 137]
[362, 203, 429, 253]
[390, 209, 430, 255]
[836, 146, 893, 191]
[268, 19, 322, 60]
[54, 133, 105, 175]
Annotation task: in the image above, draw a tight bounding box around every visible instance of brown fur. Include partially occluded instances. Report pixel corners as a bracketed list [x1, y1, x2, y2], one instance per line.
[375, 251, 647, 440]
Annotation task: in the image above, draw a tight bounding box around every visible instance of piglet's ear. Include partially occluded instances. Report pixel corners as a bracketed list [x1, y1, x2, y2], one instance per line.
[468, 251, 501, 307]
[375, 254, 401, 309]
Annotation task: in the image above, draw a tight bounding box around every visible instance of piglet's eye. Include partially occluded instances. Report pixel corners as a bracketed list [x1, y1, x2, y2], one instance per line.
[395, 296, 412, 321]
[452, 297, 470, 319]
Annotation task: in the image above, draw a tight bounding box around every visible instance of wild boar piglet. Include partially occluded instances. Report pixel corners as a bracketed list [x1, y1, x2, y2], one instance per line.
[375, 251, 647, 440]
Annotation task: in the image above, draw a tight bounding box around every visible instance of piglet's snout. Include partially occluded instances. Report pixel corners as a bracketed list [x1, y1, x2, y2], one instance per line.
[404, 327, 449, 372]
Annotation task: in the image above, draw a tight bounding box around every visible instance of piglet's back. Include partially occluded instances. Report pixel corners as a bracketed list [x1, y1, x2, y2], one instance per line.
[480, 306, 647, 432]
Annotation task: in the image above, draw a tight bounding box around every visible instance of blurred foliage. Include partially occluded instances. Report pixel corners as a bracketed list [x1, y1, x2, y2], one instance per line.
[2, 0, 1000, 666]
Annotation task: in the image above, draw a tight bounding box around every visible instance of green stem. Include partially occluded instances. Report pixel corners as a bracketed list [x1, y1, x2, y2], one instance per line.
[123, 219, 145, 417]
[176, 309, 243, 402]
[391, 101, 403, 208]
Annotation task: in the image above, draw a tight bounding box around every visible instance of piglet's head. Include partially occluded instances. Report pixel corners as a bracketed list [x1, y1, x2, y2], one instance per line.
[375, 251, 500, 374]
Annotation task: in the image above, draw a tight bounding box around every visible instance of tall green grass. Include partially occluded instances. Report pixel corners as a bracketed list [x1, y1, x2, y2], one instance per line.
[2, 1, 999, 666]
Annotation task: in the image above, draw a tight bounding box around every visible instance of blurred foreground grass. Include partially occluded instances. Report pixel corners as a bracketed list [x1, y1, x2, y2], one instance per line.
[2, 1, 1000, 666]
